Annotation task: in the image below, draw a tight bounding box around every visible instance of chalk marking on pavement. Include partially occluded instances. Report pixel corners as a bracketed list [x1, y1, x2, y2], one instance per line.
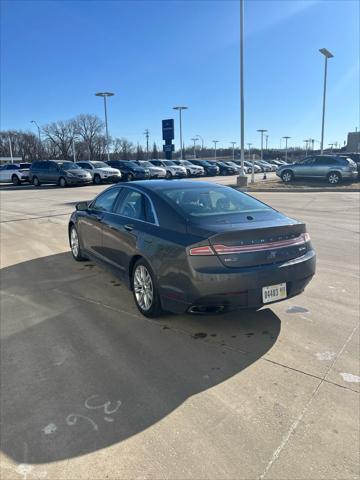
[259, 324, 359, 480]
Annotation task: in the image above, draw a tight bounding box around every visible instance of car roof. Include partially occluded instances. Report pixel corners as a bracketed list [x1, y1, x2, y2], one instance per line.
[125, 180, 225, 192]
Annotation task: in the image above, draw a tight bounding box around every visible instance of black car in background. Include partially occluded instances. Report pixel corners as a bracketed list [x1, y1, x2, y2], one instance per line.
[106, 160, 150, 181]
[191, 160, 219, 176]
[216, 161, 239, 175]
[69, 180, 316, 318]
[29, 160, 92, 187]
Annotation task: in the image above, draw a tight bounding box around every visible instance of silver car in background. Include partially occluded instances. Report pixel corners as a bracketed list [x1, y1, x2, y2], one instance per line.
[136, 160, 166, 178]
[277, 155, 358, 184]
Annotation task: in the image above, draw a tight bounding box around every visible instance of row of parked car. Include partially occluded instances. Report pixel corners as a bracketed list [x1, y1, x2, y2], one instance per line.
[0, 158, 280, 187]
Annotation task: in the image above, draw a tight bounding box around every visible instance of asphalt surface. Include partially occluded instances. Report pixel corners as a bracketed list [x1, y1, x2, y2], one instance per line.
[0, 181, 359, 480]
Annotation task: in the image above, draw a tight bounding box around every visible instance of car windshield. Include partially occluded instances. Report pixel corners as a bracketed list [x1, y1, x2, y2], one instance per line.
[161, 186, 271, 219]
[91, 161, 108, 168]
[139, 161, 153, 167]
[125, 161, 139, 168]
[59, 162, 81, 170]
[163, 160, 176, 166]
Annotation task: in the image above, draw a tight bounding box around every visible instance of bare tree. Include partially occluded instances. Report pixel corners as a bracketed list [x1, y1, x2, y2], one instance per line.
[74, 114, 104, 160]
[42, 119, 77, 160]
[113, 137, 135, 160]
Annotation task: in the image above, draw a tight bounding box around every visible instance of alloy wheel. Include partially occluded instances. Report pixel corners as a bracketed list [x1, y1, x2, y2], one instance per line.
[328, 173, 340, 184]
[133, 265, 153, 311]
[70, 227, 79, 258]
[282, 171, 293, 182]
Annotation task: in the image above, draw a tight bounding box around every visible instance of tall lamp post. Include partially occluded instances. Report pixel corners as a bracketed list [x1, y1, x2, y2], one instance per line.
[191, 137, 198, 158]
[283, 136, 291, 163]
[247, 142, 252, 160]
[265, 134, 269, 150]
[95, 92, 114, 162]
[230, 141, 237, 161]
[257, 129, 267, 161]
[303, 139, 309, 156]
[196, 134, 204, 157]
[144, 129, 150, 159]
[319, 48, 334, 154]
[173, 106, 188, 160]
[31, 120, 42, 159]
[213, 140, 219, 160]
[237, 0, 247, 183]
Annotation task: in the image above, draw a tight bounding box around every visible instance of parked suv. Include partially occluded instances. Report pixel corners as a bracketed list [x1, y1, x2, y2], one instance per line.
[29, 160, 92, 187]
[173, 160, 204, 177]
[277, 155, 358, 184]
[76, 161, 121, 184]
[150, 160, 187, 179]
[0, 163, 31, 185]
[191, 160, 219, 176]
[134, 160, 166, 178]
[106, 160, 150, 181]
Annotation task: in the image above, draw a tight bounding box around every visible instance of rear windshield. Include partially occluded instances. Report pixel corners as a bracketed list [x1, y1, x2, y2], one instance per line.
[160, 186, 271, 219]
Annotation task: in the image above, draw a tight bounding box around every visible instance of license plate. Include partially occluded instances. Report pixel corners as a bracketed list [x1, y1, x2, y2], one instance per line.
[262, 283, 287, 304]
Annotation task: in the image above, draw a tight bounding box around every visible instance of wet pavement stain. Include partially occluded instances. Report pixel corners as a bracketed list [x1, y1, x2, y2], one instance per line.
[192, 332, 208, 339]
[231, 335, 237, 338]
[245, 332, 255, 337]
[113, 283, 121, 287]
[210, 334, 217, 337]
[162, 326, 170, 330]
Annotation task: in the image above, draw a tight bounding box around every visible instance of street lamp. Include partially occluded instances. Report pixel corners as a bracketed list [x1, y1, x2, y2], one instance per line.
[257, 129, 267, 161]
[247, 142, 252, 160]
[265, 134, 269, 150]
[173, 106, 188, 160]
[95, 92, 114, 161]
[196, 134, 204, 157]
[238, 0, 247, 182]
[319, 48, 334, 154]
[31, 120, 42, 159]
[191, 137, 198, 158]
[283, 136, 291, 163]
[213, 140, 219, 160]
[230, 142, 236, 161]
[303, 139, 309, 156]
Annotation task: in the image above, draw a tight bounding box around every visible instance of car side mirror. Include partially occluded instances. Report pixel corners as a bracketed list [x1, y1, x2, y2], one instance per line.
[76, 201, 89, 211]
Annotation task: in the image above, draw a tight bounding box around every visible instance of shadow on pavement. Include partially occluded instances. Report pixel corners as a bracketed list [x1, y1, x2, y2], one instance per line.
[1, 252, 281, 464]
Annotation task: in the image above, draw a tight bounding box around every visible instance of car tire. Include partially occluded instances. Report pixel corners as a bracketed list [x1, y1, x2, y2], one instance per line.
[165, 171, 172, 179]
[93, 174, 101, 185]
[12, 175, 20, 186]
[327, 171, 341, 185]
[132, 258, 163, 318]
[33, 176, 41, 187]
[59, 176, 67, 188]
[69, 224, 87, 261]
[281, 170, 294, 183]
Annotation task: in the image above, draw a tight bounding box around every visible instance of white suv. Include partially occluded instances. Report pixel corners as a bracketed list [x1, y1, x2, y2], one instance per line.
[0, 163, 31, 185]
[174, 160, 204, 177]
[76, 161, 121, 184]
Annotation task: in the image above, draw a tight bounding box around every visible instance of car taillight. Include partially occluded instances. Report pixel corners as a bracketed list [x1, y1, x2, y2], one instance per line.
[189, 246, 214, 256]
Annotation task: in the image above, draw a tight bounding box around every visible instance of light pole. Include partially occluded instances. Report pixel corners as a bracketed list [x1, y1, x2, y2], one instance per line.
[95, 92, 114, 161]
[230, 142, 236, 161]
[31, 120, 42, 159]
[213, 140, 219, 160]
[257, 129, 267, 161]
[191, 137, 198, 158]
[237, 0, 247, 183]
[303, 139, 309, 156]
[283, 136, 291, 163]
[196, 134, 204, 157]
[144, 129, 150, 159]
[8, 136, 13, 163]
[319, 48, 334, 154]
[247, 142, 252, 160]
[265, 134, 269, 150]
[173, 106, 188, 159]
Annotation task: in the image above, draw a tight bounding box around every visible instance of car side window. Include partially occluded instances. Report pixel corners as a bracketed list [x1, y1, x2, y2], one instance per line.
[91, 188, 120, 212]
[48, 163, 58, 171]
[116, 190, 146, 221]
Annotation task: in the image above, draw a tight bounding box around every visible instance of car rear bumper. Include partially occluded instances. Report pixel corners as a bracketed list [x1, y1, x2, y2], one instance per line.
[160, 250, 316, 314]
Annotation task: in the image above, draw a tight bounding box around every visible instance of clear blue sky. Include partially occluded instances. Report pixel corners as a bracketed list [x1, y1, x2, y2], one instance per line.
[1, 0, 359, 150]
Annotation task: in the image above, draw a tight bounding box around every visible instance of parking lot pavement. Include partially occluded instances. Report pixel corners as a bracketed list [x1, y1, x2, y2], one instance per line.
[0, 187, 359, 479]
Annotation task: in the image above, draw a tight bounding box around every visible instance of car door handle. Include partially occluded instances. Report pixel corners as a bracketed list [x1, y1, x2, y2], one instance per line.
[124, 224, 134, 231]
